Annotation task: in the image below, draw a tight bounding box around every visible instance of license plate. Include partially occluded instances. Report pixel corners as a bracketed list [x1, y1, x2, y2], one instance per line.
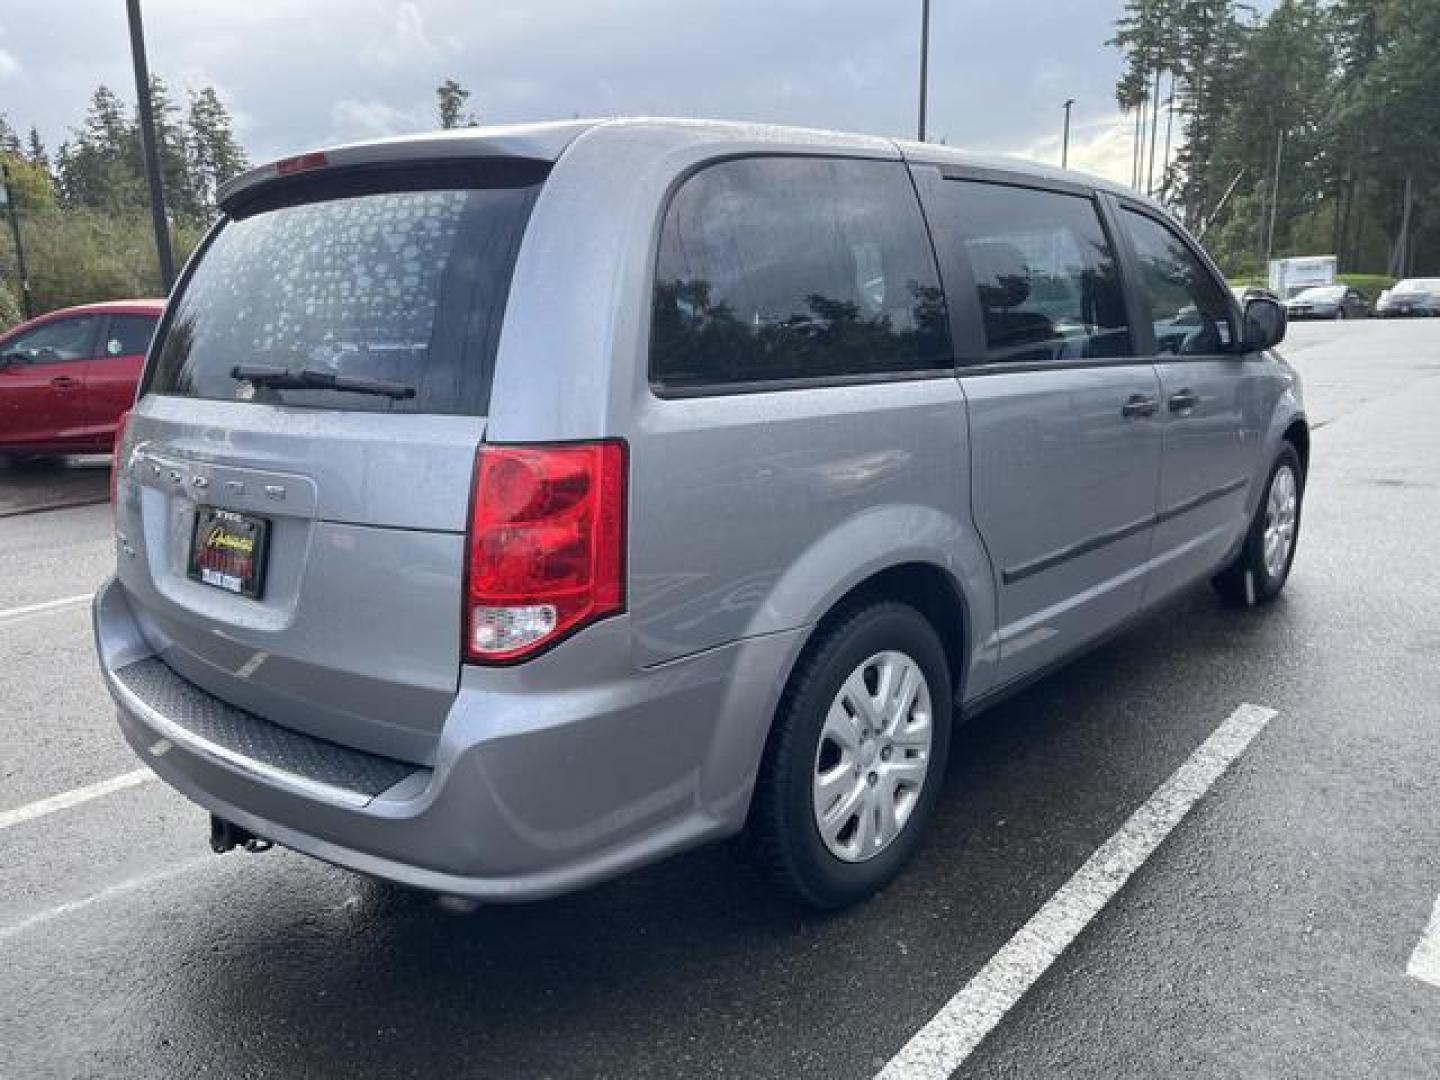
[188, 508, 269, 598]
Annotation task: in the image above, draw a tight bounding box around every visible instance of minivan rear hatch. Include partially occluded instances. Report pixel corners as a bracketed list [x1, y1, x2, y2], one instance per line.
[116, 158, 547, 766]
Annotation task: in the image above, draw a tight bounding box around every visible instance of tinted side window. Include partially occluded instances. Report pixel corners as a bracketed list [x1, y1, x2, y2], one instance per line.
[926, 180, 1132, 364]
[104, 314, 158, 358]
[1121, 209, 1234, 356]
[650, 156, 951, 389]
[1, 316, 100, 364]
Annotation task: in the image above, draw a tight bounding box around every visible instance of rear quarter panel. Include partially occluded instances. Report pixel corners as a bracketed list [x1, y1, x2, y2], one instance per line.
[627, 380, 995, 689]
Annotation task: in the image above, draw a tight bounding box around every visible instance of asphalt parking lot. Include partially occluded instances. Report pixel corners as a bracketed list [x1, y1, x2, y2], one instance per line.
[2, 319, 1439, 1079]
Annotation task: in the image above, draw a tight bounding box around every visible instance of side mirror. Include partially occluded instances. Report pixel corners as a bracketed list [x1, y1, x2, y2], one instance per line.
[1242, 296, 1286, 351]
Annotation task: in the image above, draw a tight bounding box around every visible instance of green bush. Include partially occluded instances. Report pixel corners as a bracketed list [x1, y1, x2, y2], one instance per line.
[12, 208, 201, 314]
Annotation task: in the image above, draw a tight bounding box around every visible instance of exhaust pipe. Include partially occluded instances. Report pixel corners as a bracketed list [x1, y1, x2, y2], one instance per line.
[209, 814, 273, 854]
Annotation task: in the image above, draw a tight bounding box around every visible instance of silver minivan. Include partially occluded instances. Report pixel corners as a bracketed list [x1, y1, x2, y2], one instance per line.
[95, 119, 1305, 909]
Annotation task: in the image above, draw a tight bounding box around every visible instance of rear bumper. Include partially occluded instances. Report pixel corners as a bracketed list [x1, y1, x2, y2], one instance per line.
[94, 577, 804, 900]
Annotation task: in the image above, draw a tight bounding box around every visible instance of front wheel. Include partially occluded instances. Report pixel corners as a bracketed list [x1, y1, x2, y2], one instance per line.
[1213, 444, 1303, 605]
[750, 602, 952, 909]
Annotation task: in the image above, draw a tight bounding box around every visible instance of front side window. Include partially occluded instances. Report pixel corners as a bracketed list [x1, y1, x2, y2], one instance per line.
[104, 314, 158, 359]
[1121, 208, 1234, 356]
[926, 180, 1132, 365]
[650, 156, 951, 389]
[1, 316, 100, 365]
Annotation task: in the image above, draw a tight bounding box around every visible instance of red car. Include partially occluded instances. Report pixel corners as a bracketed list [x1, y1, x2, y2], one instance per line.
[0, 299, 164, 461]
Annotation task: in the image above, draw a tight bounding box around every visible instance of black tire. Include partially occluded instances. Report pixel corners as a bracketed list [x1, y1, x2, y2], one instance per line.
[750, 601, 952, 909]
[1213, 443, 1304, 606]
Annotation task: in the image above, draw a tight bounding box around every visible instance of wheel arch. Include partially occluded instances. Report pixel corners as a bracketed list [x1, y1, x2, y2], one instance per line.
[796, 561, 972, 706]
[741, 503, 996, 709]
[1282, 417, 1310, 480]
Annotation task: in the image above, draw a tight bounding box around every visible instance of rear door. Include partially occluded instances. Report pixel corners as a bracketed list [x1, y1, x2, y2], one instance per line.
[916, 171, 1162, 683]
[1112, 202, 1267, 604]
[84, 312, 156, 446]
[0, 314, 101, 450]
[118, 160, 546, 765]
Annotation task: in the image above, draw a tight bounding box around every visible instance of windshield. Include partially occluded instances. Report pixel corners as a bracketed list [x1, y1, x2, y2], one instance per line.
[1294, 286, 1342, 301]
[146, 163, 545, 415]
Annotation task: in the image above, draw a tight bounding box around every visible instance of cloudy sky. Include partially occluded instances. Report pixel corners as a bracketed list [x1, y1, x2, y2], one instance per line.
[1, 0, 1146, 183]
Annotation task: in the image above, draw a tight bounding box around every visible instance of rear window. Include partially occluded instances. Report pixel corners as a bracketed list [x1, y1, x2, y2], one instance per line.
[104, 314, 158, 358]
[146, 162, 546, 414]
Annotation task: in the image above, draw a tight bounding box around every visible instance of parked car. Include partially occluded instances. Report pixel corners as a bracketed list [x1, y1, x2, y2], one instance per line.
[1375, 278, 1440, 318]
[95, 120, 1305, 910]
[1284, 284, 1368, 320]
[0, 299, 163, 462]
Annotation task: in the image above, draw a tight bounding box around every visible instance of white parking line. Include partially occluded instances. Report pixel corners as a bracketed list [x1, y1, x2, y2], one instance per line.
[0, 769, 157, 832]
[0, 857, 211, 945]
[875, 702, 1279, 1080]
[1407, 895, 1440, 989]
[0, 592, 94, 624]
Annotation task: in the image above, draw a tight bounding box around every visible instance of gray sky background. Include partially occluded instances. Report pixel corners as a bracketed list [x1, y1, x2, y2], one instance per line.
[0, 0, 1147, 183]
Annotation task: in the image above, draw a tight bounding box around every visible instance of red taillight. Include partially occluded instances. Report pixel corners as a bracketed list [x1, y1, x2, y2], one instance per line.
[109, 410, 131, 510]
[464, 441, 627, 663]
[275, 151, 328, 176]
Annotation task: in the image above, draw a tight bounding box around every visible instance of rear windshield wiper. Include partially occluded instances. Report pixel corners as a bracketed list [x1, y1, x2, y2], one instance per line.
[230, 363, 416, 400]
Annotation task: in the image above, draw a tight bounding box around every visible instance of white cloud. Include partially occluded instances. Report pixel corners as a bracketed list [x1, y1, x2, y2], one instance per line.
[329, 98, 428, 141]
[0, 47, 19, 79]
[361, 1, 449, 69]
[991, 110, 1150, 190]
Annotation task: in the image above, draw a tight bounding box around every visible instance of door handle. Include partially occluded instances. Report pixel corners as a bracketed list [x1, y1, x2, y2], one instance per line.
[49, 376, 81, 389]
[1168, 389, 1200, 414]
[1121, 394, 1158, 418]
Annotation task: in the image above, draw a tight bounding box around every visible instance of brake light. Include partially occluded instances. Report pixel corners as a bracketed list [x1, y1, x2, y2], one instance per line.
[109, 410, 131, 510]
[275, 151, 328, 176]
[465, 441, 626, 662]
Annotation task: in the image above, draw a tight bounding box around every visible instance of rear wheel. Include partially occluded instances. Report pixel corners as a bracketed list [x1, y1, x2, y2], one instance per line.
[1213, 444, 1303, 605]
[750, 601, 952, 909]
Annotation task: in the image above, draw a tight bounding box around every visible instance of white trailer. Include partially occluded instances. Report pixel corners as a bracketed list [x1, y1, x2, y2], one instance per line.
[1269, 255, 1338, 299]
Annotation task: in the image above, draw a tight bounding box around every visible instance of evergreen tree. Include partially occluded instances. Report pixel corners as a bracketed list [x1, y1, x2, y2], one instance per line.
[186, 86, 248, 217]
[436, 79, 478, 129]
[0, 114, 20, 154]
[56, 86, 141, 212]
[144, 75, 202, 223]
[26, 127, 48, 170]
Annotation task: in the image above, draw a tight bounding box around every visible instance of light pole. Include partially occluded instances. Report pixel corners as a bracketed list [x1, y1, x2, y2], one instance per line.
[126, 0, 175, 293]
[1061, 98, 1075, 169]
[1263, 130, 1284, 271]
[917, 0, 931, 141]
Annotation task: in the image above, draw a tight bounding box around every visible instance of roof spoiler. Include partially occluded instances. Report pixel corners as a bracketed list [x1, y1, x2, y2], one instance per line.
[217, 121, 595, 213]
